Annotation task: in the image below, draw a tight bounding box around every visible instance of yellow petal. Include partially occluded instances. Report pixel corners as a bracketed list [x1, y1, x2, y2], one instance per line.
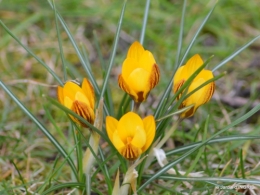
[183, 54, 204, 77]
[195, 69, 214, 82]
[121, 58, 140, 79]
[188, 69, 214, 106]
[82, 78, 95, 109]
[63, 81, 84, 101]
[112, 130, 126, 151]
[182, 76, 214, 118]
[142, 115, 155, 152]
[64, 96, 73, 109]
[117, 112, 144, 143]
[126, 68, 150, 95]
[127, 41, 145, 60]
[130, 126, 146, 149]
[139, 50, 156, 73]
[173, 66, 185, 90]
[75, 91, 91, 107]
[118, 74, 140, 102]
[57, 86, 64, 104]
[106, 116, 119, 143]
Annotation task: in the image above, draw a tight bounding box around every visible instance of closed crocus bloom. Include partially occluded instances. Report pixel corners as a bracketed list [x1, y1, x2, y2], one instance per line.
[57, 78, 95, 127]
[118, 41, 160, 102]
[173, 54, 215, 118]
[106, 112, 155, 160]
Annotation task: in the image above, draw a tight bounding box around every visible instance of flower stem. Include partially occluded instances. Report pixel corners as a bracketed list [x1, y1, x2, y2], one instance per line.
[133, 102, 141, 113]
[82, 99, 103, 176]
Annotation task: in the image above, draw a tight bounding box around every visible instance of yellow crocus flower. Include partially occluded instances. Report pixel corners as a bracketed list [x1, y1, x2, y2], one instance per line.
[57, 78, 95, 127]
[118, 41, 160, 103]
[173, 54, 215, 118]
[106, 112, 155, 160]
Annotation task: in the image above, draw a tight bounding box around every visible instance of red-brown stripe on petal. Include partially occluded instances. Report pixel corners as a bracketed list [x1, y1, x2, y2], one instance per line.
[121, 143, 141, 161]
[149, 64, 160, 89]
[173, 79, 185, 100]
[118, 74, 140, 102]
[202, 81, 215, 105]
[118, 74, 130, 94]
[71, 100, 94, 127]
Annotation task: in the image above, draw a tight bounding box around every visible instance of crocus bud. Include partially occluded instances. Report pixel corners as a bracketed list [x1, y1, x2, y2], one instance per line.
[57, 78, 95, 127]
[173, 54, 215, 118]
[118, 41, 160, 102]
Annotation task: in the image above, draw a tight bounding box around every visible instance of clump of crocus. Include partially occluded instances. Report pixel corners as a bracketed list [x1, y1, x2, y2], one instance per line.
[118, 41, 160, 103]
[106, 112, 155, 160]
[173, 54, 215, 118]
[57, 78, 95, 127]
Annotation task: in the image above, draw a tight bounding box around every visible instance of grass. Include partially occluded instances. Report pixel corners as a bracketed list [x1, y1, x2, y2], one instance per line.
[1, 0, 260, 194]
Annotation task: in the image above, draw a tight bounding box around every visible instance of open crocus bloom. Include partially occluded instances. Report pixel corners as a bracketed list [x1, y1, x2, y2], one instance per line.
[118, 41, 160, 103]
[173, 54, 215, 118]
[57, 78, 95, 127]
[106, 112, 155, 160]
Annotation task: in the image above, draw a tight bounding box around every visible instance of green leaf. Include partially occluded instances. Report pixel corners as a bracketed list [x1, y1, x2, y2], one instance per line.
[138, 103, 260, 192]
[0, 80, 78, 180]
[0, 20, 63, 85]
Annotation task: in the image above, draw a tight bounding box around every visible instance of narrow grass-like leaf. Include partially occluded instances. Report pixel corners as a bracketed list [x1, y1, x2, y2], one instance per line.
[117, 93, 131, 119]
[0, 20, 63, 85]
[11, 160, 28, 194]
[72, 123, 83, 181]
[154, 0, 187, 118]
[138, 104, 260, 192]
[212, 34, 260, 72]
[0, 80, 78, 179]
[166, 135, 260, 156]
[42, 182, 85, 195]
[154, 1, 217, 119]
[43, 104, 68, 144]
[99, 0, 127, 108]
[139, 0, 151, 44]
[185, 116, 209, 176]
[152, 182, 181, 194]
[98, 147, 113, 193]
[179, 2, 217, 67]
[0, 13, 43, 48]
[93, 31, 106, 71]
[174, 0, 186, 68]
[47, 96, 108, 140]
[53, 0, 67, 81]
[37, 147, 77, 194]
[146, 175, 260, 185]
[92, 31, 115, 115]
[81, 44, 93, 74]
[47, 0, 99, 92]
[239, 149, 246, 179]
[156, 104, 194, 122]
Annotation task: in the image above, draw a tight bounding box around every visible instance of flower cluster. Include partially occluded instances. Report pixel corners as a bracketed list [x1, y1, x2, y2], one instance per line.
[57, 41, 215, 161]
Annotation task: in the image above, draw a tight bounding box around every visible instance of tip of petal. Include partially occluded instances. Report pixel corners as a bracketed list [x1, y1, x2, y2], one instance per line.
[127, 41, 145, 59]
[185, 54, 204, 73]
